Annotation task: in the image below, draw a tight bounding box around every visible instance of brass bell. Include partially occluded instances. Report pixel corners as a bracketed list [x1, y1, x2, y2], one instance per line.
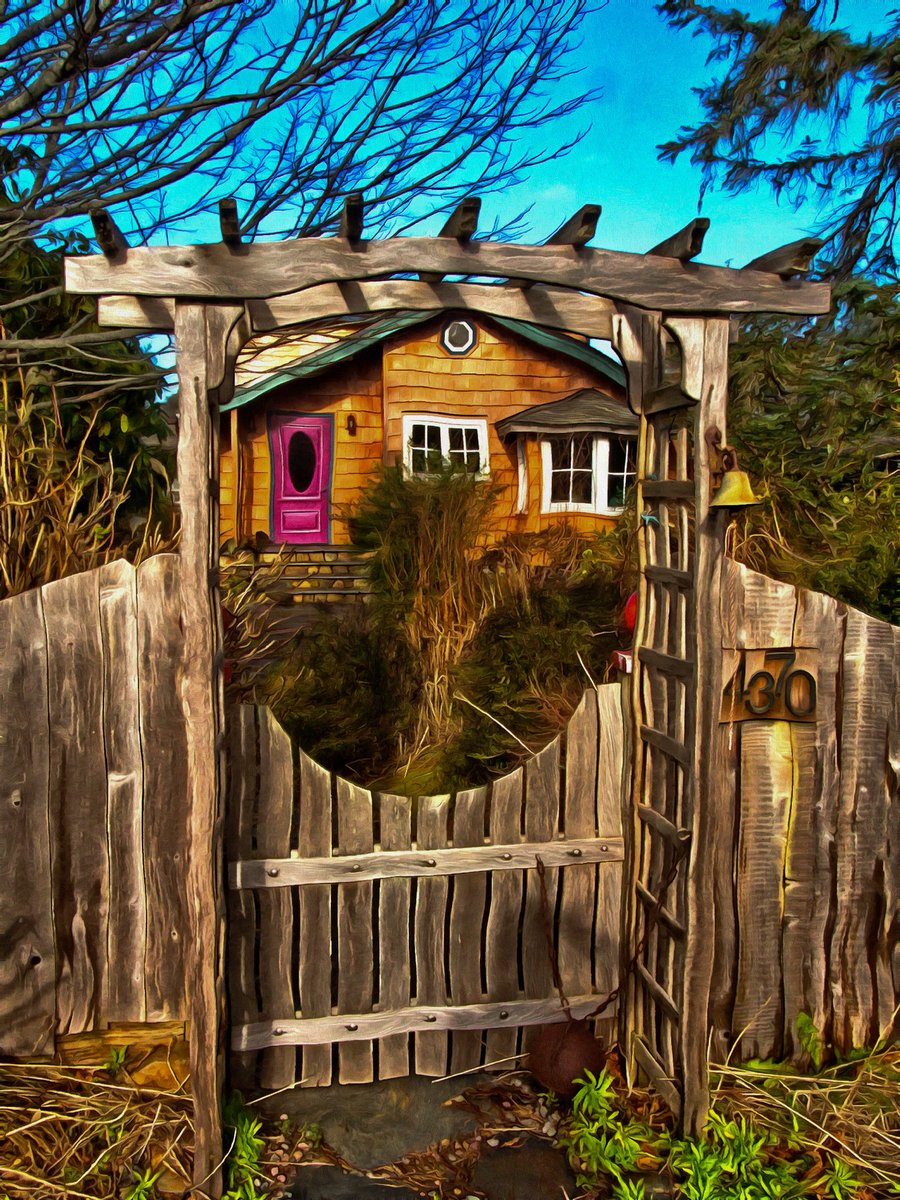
[710, 448, 763, 508]
[710, 467, 761, 508]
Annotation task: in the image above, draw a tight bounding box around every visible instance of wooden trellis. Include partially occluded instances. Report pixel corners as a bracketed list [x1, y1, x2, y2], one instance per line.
[65, 201, 830, 1192]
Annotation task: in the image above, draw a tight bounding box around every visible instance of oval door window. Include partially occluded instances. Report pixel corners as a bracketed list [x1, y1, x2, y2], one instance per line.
[287, 430, 317, 493]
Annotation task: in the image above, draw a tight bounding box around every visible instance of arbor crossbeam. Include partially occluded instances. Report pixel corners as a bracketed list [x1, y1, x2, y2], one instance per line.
[66, 234, 830, 314]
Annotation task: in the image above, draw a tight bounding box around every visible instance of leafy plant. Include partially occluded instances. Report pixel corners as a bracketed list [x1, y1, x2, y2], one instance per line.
[824, 1157, 863, 1200]
[556, 1058, 895, 1200]
[559, 1070, 660, 1191]
[222, 1093, 269, 1200]
[122, 1166, 162, 1200]
[795, 1012, 826, 1072]
[103, 1044, 128, 1076]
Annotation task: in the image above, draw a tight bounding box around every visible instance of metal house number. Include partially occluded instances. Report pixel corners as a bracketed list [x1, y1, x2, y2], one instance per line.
[721, 647, 818, 723]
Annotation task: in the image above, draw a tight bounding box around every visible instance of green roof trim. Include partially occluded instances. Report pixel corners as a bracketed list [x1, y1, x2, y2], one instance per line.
[221, 308, 626, 412]
[221, 311, 428, 412]
[487, 315, 626, 387]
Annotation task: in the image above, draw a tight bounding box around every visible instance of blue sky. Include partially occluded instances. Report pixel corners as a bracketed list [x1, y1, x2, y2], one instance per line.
[145, 0, 879, 273]
[497, 0, 878, 267]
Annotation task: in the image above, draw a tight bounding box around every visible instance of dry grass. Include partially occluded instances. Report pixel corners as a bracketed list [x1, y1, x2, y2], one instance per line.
[219, 548, 296, 700]
[0, 1061, 194, 1198]
[0, 364, 176, 600]
[710, 1046, 900, 1195]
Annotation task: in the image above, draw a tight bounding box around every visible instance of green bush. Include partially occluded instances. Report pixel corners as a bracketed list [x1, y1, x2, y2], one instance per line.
[258, 466, 633, 793]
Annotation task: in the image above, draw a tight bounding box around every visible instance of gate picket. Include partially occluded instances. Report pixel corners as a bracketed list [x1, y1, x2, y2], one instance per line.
[521, 737, 561, 1048]
[296, 749, 332, 1085]
[378, 794, 413, 1078]
[414, 794, 451, 1075]
[483, 768, 524, 1066]
[336, 779, 375, 1083]
[449, 786, 489, 1072]
[256, 710, 295, 1089]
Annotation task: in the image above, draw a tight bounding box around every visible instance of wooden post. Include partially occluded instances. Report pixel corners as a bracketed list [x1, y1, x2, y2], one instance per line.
[174, 301, 245, 1197]
[614, 310, 730, 1133]
[673, 316, 730, 1135]
[231, 407, 242, 543]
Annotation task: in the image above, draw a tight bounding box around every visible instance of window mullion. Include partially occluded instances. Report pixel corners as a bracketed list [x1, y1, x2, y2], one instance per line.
[595, 436, 609, 512]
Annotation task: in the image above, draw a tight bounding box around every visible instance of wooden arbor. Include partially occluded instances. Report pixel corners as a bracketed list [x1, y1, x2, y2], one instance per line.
[66, 203, 830, 1194]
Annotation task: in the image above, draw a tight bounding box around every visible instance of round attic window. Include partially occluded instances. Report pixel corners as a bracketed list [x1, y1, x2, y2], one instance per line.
[440, 318, 477, 355]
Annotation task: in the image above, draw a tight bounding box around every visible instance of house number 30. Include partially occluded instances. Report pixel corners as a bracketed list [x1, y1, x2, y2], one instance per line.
[721, 648, 818, 723]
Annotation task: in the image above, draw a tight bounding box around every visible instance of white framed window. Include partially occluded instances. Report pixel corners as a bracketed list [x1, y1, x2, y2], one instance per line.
[540, 433, 636, 514]
[402, 414, 490, 476]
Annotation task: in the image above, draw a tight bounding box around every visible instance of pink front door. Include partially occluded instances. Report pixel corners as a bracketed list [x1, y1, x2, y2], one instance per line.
[269, 413, 333, 543]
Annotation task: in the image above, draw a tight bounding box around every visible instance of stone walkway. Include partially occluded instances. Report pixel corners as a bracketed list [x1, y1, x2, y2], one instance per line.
[260, 1074, 577, 1199]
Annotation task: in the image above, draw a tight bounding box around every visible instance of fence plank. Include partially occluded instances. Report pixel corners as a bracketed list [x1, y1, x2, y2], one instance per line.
[830, 610, 895, 1050]
[415, 794, 450, 1075]
[449, 786, 488, 1073]
[236, 991, 607, 1050]
[44, 570, 109, 1035]
[0, 588, 55, 1056]
[723, 567, 797, 649]
[733, 722, 793, 1059]
[378, 794, 412, 1078]
[485, 768, 524, 1065]
[336, 779, 375, 1082]
[297, 749, 333, 1086]
[225, 706, 259, 1091]
[137, 555, 190, 1021]
[232, 836, 623, 887]
[522, 737, 562, 1047]
[99, 561, 146, 1024]
[256, 709, 296, 1089]
[887, 628, 900, 1029]
[558, 693, 598, 1000]
[595, 684, 625, 1047]
[781, 589, 842, 1058]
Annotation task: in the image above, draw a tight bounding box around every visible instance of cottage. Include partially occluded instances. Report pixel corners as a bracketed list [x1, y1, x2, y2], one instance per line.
[219, 310, 635, 551]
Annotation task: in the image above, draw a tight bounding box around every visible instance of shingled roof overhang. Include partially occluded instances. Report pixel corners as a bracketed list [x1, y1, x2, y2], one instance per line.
[496, 388, 639, 438]
[220, 309, 626, 413]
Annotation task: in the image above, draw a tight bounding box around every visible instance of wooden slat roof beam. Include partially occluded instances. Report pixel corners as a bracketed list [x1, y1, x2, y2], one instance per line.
[549, 203, 602, 248]
[419, 195, 481, 283]
[744, 237, 825, 278]
[439, 195, 481, 240]
[219, 198, 242, 247]
[340, 193, 365, 244]
[90, 208, 128, 260]
[66, 235, 832, 315]
[97, 280, 619, 340]
[647, 218, 710, 262]
[506, 203, 601, 288]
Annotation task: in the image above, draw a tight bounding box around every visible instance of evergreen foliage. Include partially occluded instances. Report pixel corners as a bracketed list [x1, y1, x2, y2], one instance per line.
[658, 1, 899, 279]
[727, 279, 899, 622]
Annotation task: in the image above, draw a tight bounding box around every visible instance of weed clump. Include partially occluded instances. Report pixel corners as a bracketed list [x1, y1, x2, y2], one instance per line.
[558, 1045, 900, 1199]
[238, 466, 633, 793]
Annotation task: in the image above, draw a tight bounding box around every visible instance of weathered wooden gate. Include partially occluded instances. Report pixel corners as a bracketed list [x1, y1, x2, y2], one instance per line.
[226, 688, 626, 1089]
[65, 207, 830, 1184]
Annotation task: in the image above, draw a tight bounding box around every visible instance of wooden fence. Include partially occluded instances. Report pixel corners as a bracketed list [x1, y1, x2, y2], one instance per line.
[1, 553, 896, 1089]
[710, 559, 898, 1063]
[226, 686, 628, 1089]
[0, 555, 191, 1057]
